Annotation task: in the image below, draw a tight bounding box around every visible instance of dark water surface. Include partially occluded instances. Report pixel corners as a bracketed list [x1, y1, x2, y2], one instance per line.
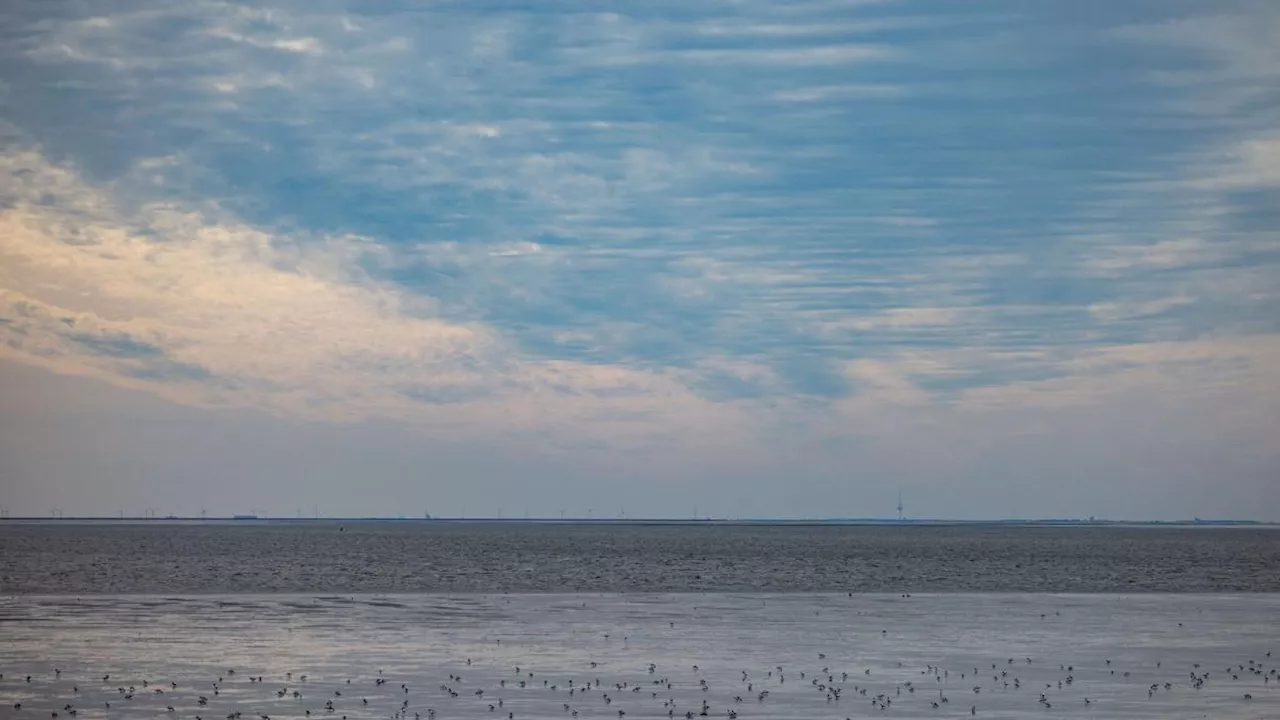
[2, 522, 1278, 594]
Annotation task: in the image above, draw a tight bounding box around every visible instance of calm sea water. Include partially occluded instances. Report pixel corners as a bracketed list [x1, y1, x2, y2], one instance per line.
[2, 522, 1279, 594]
[0, 593, 1276, 719]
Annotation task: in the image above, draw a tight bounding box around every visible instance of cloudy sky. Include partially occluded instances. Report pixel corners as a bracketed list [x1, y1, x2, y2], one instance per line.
[1, 0, 1277, 520]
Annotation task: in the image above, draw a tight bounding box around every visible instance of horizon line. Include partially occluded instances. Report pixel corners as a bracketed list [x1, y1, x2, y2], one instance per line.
[1, 516, 1274, 527]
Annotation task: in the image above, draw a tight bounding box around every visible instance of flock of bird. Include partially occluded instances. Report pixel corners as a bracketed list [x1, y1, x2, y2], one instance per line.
[1, 646, 1273, 719]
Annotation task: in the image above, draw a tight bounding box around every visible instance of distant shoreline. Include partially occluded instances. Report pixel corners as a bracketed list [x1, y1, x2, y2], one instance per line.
[0, 517, 1274, 527]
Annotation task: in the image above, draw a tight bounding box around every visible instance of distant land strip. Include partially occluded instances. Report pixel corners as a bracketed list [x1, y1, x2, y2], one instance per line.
[0, 517, 1273, 527]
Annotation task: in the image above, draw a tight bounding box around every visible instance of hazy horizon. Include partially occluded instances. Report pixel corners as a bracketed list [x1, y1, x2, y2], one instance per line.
[4, 509, 1273, 523]
[2, 1, 1278, 521]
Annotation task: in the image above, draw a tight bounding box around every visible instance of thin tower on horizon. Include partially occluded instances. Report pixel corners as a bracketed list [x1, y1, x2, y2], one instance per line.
[897, 489, 904, 521]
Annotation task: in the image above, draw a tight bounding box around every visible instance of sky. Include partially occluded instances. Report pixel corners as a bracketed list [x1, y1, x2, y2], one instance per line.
[0, 0, 1277, 521]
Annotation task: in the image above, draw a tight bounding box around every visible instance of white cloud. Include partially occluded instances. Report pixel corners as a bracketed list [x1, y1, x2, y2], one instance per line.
[1114, 12, 1280, 84]
[1192, 136, 1280, 190]
[771, 83, 905, 102]
[1082, 238, 1215, 274]
[0, 147, 763, 451]
[487, 241, 542, 258]
[676, 44, 892, 66]
[1088, 296, 1194, 322]
[843, 358, 928, 405]
[952, 336, 1279, 411]
[830, 307, 967, 332]
[0, 151, 482, 413]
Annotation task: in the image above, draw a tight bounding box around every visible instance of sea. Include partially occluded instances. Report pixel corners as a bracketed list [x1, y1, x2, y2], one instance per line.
[0, 522, 1277, 719]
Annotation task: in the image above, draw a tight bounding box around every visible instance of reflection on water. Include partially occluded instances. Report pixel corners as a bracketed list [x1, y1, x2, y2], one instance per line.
[0, 594, 1275, 719]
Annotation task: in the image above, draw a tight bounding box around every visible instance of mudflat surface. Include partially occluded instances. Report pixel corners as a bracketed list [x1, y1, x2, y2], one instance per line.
[0, 593, 1276, 719]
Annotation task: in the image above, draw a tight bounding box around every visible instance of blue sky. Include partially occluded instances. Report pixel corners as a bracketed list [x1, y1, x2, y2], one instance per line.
[1, 1, 1277, 519]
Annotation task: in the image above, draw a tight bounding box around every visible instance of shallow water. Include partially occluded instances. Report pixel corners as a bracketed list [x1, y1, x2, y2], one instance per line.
[3, 522, 1279, 593]
[0, 594, 1276, 719]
